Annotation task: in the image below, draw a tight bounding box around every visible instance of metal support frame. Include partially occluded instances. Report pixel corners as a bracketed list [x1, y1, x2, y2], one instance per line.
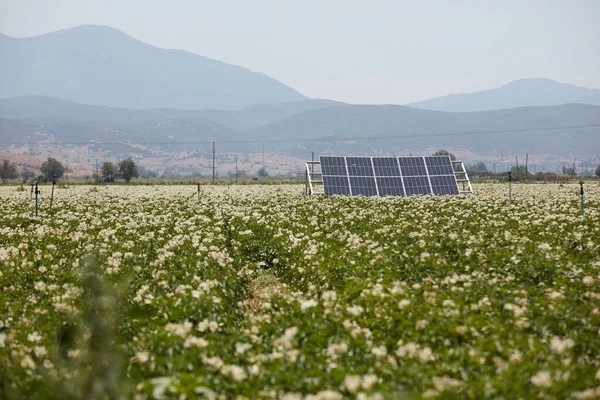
[305, 160, 323, 195]
[452, 160, 473, 194]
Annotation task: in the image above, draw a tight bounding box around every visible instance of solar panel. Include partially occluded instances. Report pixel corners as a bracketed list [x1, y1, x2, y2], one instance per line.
[373, 157, 401, 177]
[403, 176, 432, 196]
[376, 176, 405, 196]
[398, 157, 428, 176]
[424, 156, 454, 175]
[430, 175, 460, 195]
[321, 156, 347, 176]
[346, 157, 374, 177]
[319, 155, 462, 197]
[322, 175, 351, 195]
[349, 176, 378, 196]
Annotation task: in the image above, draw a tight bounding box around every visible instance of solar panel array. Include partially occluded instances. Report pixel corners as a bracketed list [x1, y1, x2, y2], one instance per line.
[320, 156, 459, 197]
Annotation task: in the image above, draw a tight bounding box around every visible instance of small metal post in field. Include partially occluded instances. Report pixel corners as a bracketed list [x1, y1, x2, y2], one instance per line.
[197, 182, 201, 200]
[49, 175, 56, 212]
[34, 182, 40, 217]
[508, 171, 512, 205]
[580, 181, 585, 216]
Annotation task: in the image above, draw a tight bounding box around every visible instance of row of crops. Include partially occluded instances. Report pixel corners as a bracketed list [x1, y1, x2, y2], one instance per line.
[0, 183, 599, 399]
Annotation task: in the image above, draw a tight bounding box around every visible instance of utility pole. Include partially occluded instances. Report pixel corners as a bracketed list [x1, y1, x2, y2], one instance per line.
[212, 142, 216, 184]
[516, 156, 519, 170]
[525, 153, 528, 180]
[235, 155, 238, 183]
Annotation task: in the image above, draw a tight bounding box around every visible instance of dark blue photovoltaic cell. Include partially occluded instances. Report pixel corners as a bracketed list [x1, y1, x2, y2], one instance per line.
[430, 175, 460, 195]
[346, 157, 374, 177]
[398, 157, 428, 176]
[376, 176, 405, 196]
[319, 155, 460, 197]
[372, 157, 401, 177]
[424, 156, 454, 175]
[323, 175, 351, 195]
[403, 176, 432, 196]
[349, 176, 378, 196]
[320, 156, 347, 176]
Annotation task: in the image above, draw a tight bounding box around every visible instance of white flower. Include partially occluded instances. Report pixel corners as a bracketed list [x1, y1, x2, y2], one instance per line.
[34, 281, 46, 291]
[583, 276, 594, 286]
[398, 299, 411, 309]
[221, 364, 247, 382]
[346, 305, 364, 316]
[550, 336, 574, 354]
[20, 355, 35, 369]
[235, 342, 252, 355]
[300, 299, 318, 311]
[184, 336, 209, 348]
[371, 345, 387, 357]
[442, 299, 456, 308]
[27, 332, 42, 343]
[538, 243, 552, 251]
[418, 347, 435, 363]
[33, 346, 47, 358]
[322, 290, 337, 302]
[531, 371, 552, 387]
[165, 321, 193, 338]
[361, 374, 378, 389]
[135, 351, 149, 363]
[344, 375, 362, 394]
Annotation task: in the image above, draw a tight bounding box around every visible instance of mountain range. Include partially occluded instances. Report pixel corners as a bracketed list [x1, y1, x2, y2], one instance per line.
[408, 78, 600, 112]
[1, 25, 599, 175]
[0, 25, 305, 110]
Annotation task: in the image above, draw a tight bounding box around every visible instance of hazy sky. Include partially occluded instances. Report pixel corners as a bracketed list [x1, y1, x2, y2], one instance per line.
[1, 0, 599, 104]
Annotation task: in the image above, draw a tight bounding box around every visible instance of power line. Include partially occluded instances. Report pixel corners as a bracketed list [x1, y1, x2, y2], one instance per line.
[0, 123, 598, 146]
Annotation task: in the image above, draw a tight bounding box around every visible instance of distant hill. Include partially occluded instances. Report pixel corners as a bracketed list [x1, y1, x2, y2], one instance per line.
[0, 96, 342, 132]
[0, 25, 306, 110]
[2, 96, 599, 174]
[408, 78, 600, 112]
[252, 103, 600, 155]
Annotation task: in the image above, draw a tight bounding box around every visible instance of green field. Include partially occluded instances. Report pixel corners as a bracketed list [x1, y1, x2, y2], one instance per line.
[0, 183, 599, 399]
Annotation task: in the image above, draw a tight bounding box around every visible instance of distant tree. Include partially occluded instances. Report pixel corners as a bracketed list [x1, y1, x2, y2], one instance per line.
[467, 162, 488, 173]
[20, 167, 35, 183]
[40, 157, 65, 181]
[562, 166, 576, 178]
[119, 158, 139, 183]
[257, 166, 269, 177]
[139, 166, 158, 179]
[433, 149, 456, 161]
[101, 161, 119, 182]
[0, 159, 18, 182]
[595, 164, 600, 178]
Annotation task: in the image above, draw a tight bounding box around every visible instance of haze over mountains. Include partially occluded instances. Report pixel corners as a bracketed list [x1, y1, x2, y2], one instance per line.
[1, 25, 599, 175]
[408, 78, 600, 112]
[0, 25, 306, 110]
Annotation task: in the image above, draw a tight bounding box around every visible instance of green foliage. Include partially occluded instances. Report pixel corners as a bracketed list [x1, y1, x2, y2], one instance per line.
[118, 158, 139, 183]
[257, 166, 269, 177]
[595, 164, 600, 178]
[100, 161, 118, 182]
[0, 184, 599, 398]
[20, 167, 35, 183]
[0, 159, 18, 182]
[40, 157, 65, 181]
[562, 166, 576, 178]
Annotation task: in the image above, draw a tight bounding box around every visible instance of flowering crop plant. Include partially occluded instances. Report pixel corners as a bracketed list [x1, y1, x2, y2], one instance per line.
[0, 183, 599, 399]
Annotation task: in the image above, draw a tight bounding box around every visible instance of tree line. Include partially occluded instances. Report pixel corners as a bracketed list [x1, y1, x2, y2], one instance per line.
[0, 157, 140, 183]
